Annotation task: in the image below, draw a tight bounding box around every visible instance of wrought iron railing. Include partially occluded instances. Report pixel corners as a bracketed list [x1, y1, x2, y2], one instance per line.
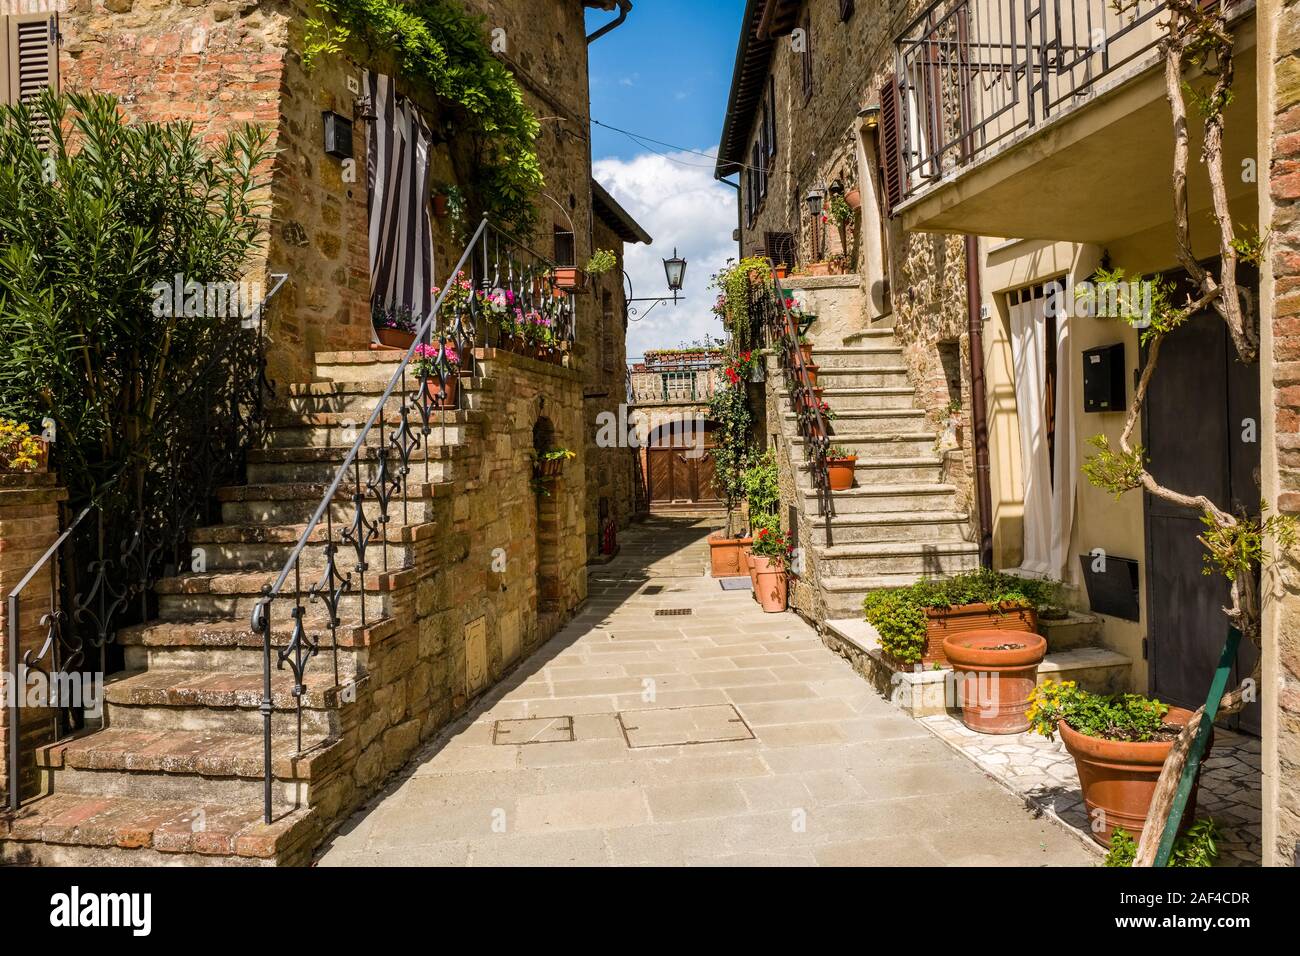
[628, 370, 720, 404]
[4, 275, 285, 811]
[250, 219, 573, 824]
[893, 0, 1169, 203]
[754, 274, 833, 518]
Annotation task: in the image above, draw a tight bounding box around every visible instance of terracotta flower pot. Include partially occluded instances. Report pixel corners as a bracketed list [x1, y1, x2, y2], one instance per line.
[774, 266, 788, 279]
[708, 532, 753, 578]
[422, 372, 459, 409]
[799, 343, 814, 366]
[433, 193, 449, 218]
[751, 555, 787, 612]
[554, 267, 588, 292]
[376, 327, 416, 350]
[942, 629, 1047, 735]
[804, 363, 820, 386]
[746, 549, 757, 593]
[845, 188, 862, 210]
[827, 456, 857, 491]
[1059, 705, 1207, 847]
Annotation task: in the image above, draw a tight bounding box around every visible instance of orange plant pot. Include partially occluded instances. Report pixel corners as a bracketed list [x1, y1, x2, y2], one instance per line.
[746, 549, 757, 594]
[375, 327, 415, 350]
[826, 456, 857, 491]
[1059, 706, 1207, 847]
[942, 629, 1047, 735]
[708, 532, 753, 578]
[751, 555, 787, 612]
[423, 373, 459, 409]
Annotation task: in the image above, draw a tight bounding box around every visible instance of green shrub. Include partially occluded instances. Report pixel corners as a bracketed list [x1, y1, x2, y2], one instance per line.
[742, 450, 780, 533]
[861, 568, 1062, 663]
[1026, 680, 1171, 742]
[1104, 819, 1218, 867]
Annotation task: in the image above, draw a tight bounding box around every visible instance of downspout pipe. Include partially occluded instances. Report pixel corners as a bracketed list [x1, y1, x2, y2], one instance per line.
[587, 1, 632, 44]
[965, 234, 994, 568]
[718, 175, 741, 259]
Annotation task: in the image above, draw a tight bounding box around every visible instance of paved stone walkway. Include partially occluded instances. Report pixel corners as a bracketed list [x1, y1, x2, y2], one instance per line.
[317, 517, 1094, 866]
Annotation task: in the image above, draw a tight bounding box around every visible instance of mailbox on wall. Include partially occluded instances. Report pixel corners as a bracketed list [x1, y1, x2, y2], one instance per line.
[1082, 343, 1126, 413]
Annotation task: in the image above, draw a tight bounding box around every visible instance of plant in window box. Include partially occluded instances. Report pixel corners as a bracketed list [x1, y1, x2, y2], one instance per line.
[553, 265, 588, 293]
[1027, 680, 1210, 848]
[532, 447, 575, 483]
[373, 302, 417, 349]
[0, 418, 46, 473]
[412, 341, 460, 409]
[585, 248, 618, 277]
[826, 444, 857, 491]
[774, 262, 789, 280]
[750, 522, 793, 613]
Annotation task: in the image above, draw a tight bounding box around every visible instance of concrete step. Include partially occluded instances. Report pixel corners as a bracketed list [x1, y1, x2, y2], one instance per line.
[104, 669, 343, 738]
[780, 386, 916, 411]
[783, 408, 927, 433]
[1037, 646, 1133, 696]
[1038, 611, 1105, 652]
[815, 541, 982, 578]
[154, 569, 392, 623]
[188, 520, 422, 573]
[796, 456, 945, 487]
[246, 444, 463, 486]
[0, 791, 317, 865]
[809, 367, 910, 389]
[803, 345, 902, 369]
[801, 482, 961, 514]
[35, 728, 339, 810]
[266, 411, 476, 449]
[217, 479, 446, 527]
[791, 432, 937, 460]
[804, 511, 973, 546]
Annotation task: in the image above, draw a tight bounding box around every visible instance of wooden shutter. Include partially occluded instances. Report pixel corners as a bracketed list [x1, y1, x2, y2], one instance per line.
[6, 13, 58, 107]
[877, 76, 903, 217]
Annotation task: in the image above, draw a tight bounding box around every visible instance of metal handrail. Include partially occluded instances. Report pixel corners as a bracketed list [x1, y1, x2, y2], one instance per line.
[249, 218, 574, 824]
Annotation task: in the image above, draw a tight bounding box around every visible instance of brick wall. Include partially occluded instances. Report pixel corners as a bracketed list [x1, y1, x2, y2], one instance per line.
[1269, 0, 1300, 867]
[0, 474, 68, 808]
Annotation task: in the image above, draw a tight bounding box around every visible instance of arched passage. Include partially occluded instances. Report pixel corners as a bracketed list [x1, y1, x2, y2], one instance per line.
[645, 417, 720, 511]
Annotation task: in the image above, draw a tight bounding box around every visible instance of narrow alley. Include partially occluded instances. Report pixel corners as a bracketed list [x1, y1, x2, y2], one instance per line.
[318, 517, 1094, 866]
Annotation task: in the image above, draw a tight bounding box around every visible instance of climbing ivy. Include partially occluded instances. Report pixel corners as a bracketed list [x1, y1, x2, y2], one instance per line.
[302, 0, 543, 236]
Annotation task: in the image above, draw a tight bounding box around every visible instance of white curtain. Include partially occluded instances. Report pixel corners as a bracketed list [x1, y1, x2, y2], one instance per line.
[1008, 286, 1075, 580]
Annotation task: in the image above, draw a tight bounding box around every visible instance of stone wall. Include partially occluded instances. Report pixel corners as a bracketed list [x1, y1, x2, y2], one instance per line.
[0, 474, 68, 808]
[1266, 0, 1300, 867]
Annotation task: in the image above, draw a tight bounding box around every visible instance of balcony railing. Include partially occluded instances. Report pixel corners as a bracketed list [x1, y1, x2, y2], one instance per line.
[628, 370, 719, 405]
[893, 0, 1168, 204]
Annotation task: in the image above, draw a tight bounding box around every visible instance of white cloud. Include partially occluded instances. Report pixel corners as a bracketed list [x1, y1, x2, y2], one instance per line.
[592, 148, 738, 360]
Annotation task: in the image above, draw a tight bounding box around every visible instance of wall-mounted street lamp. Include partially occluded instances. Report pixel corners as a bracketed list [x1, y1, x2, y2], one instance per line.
[626, 248, 687, 321]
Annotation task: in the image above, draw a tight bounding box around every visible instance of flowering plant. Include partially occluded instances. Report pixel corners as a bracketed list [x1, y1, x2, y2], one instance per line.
[412, 341, 459, 379]
[750, 523, 794, 568]
[0, 418, 43, 472]
[723, 351, 757, 386]
[373, 302, 416, 334]
[480, 286, 515, 315]
[433, 271, 474, 313]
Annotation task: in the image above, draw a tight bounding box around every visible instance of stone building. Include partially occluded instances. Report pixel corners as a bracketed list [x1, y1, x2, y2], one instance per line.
[718, 0, 1296, 863]
[0, 0, 645, 863]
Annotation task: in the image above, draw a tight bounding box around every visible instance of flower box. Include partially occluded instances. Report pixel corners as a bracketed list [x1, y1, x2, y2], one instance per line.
[886, 601, 1037, 669]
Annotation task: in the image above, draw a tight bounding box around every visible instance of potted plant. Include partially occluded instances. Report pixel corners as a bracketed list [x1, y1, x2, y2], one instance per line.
[826, 445, 857, 491]
[0, 418, 45, 473]
[750, 522, 793, 613]
[374, 302, 417, 349]
[943, 628, 1047, 734]
[1028, 680, 1210, 847]
[844, 187, 862, 210]
[413, 340, 460, 409]
[1104, 818, 1218, 867]
[553, 265, 588, 292]
[706, 374, 754, 577]
[532, 448, 575, 493]
[585, 248, 618, 278]
[862, 569, 1060, 668]
[774, 262, 789, 279]
[805, 260, 832, 277]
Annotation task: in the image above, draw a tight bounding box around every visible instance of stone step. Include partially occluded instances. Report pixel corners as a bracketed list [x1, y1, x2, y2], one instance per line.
[285, 373, 491, 417]
[796, 456, 945, 487]
[810, 367, 910, 389]
[246, 444, 463, 486]
[791, 432, 937, 460]
[801, 482, 961, 514]
[312, 348, 416, 384]
[820, 574, 941, 618]
[154, 569, 391, 623]
[780, 386, 915, 411]
[118, 617, 374, 673]
[266, 411, 476, 449]
[803, 345, 902, 369]
[217, 479, 447, 527]
[1038, 611, 1105, 652]
[0, 791, 317, 866]
[815, 541, 982, 578]
[783, 408, 927, 433]
[1036, 646, 1132, 696]
[188, 520, 422, 573]
[804, 511, 973, 546]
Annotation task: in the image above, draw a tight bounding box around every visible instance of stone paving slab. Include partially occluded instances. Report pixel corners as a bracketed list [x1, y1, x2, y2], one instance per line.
[317, 517, 1095, 867]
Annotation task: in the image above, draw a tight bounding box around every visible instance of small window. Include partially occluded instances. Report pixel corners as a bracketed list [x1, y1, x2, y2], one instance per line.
[838, 0, 855, 21]
[766, 76, 777, 159]
[765, 232, 797, 270]
[553, 227, 576, 266]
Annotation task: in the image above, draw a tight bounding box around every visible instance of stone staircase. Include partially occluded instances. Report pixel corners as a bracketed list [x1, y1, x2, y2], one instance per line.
[777, 329, 980, 620]
[0, 349, 479, 866]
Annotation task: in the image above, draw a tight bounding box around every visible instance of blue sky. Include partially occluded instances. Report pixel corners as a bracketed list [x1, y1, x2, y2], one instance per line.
[584, 0, 747, 358]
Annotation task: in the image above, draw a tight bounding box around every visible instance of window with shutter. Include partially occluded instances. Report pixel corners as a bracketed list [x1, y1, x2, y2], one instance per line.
[877, 76, 903, 217]
[5, 13, 58, 107]
[765, 76, 777, 160]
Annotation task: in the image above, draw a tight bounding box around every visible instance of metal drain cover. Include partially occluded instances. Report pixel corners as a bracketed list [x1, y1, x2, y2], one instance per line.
[617, 704, 755, 748]
[492, 716, 575, 745]
[641, 585, 664, 595]
[654, 608, 692, 616]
